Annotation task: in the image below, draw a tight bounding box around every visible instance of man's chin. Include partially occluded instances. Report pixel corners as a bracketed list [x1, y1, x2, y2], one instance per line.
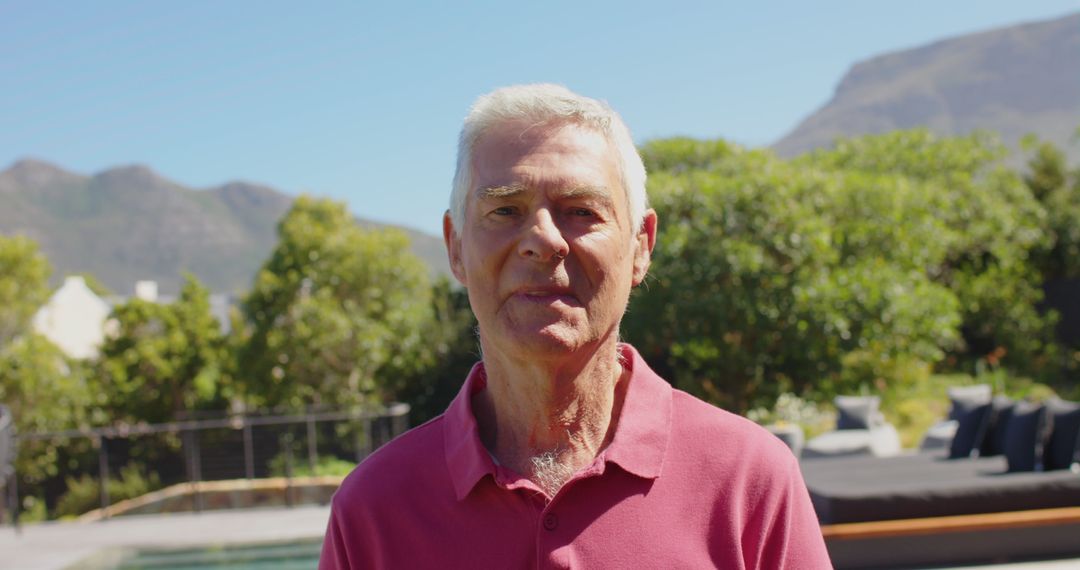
[485, 323, 591, 358]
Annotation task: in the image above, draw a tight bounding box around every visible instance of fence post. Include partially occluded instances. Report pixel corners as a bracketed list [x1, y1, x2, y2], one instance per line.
[4, 470, 20, 532]
[9, 471, 18, 533]
[184, 430, 203, 514]
[243, 421, 254, 480]
[97, 436, 110, 519]
[366, 416, 375, 456]
[355, 412, 371, 463]
[0, 472, 7, 526]
[354, 423, 364, 464]
[184, 431, 193, 501]
[192, 430, 203, 513]
[306, 416, 318, 475]
[283, 432, 294, 508]
[390, 403, 409, 437]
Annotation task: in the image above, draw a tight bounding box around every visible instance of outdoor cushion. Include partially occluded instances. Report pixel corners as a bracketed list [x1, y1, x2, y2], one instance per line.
[919, 419, 958, 451]
[835, 395, 881, 430]
[977, 396, 1015, 457]
[803, 424, 902, 459]
[1043, 398, 1080, 471]
[947, 384, 991, 421]
[948, 392, 992, 459]
[766, 424, 805, 458]
[803, 451, 1080, 524]
[1004, 401, 1050, 472]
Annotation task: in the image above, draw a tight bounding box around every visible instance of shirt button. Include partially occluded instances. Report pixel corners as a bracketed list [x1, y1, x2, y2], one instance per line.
[543, 513, 559, 531]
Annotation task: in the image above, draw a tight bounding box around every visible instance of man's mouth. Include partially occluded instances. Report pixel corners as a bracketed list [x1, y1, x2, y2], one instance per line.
[513, 287, 578, 305]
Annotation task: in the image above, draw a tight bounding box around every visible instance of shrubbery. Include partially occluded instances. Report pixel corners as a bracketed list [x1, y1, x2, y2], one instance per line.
[625, 130, 1072, 416]
[53, 463, 161, 518]
[269, 454, 357, 478]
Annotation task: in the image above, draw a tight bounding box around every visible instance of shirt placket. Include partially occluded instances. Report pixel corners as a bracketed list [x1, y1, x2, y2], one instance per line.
[535, 495, 572, 570]
[533, 460, 608, 570]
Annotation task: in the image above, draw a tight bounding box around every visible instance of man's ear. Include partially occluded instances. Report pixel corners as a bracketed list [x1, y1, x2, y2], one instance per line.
[443, 211, 468, 287]
[631, 209, 657, 287]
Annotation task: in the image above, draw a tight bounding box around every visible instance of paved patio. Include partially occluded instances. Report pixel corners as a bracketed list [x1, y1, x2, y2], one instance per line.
[0, 505, 330, 570]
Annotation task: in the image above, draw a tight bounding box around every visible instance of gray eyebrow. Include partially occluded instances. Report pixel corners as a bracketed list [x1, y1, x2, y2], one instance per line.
[562, 186, 612, 202]
[475, 184, 528, 200]
[475, 184, 612, 202]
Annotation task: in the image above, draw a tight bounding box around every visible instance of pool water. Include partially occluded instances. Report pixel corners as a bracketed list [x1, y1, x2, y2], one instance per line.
[100, 540, 322, 570]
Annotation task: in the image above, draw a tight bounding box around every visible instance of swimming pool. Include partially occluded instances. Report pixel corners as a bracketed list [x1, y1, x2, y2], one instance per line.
[78, 539, 322, 570]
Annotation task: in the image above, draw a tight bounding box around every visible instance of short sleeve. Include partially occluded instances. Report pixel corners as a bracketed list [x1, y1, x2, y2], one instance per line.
[318, 501, 352, 570]
[746, 454, 833, 569]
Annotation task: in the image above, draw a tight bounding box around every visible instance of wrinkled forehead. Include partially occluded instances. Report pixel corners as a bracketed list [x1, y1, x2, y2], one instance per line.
[472, 118, 611, 163]
[469, 120, 618, 192]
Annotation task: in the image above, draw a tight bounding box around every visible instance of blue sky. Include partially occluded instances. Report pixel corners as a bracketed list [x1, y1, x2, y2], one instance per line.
[3, 1, 1077, 236]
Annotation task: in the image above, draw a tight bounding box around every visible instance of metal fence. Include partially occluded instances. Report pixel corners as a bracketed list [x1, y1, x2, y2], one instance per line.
[1, 403, 410, 528]
[0, 405, 13, 517]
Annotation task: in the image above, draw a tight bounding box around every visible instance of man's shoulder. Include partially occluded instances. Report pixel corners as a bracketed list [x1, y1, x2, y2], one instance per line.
[669, 388, 796, 467]
[664, 392, 828, 567]
[333, 414, 448, 505]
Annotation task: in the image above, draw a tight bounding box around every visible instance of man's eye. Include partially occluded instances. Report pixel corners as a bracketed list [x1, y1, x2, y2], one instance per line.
[491, 206, 516, 216]
[570, 208, 595, 217]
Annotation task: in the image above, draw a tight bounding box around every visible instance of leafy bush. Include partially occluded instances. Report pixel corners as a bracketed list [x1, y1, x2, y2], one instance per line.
[269, 453, 357, 478]
[831, 351, 933, 398]
[626, 138, 962, 412]
[395, 278, 479, 425]
[237, 196, 434, 410]
[54, 463, 161, 518]
[803, 129, 1055, 374]
[95, 275, 227, 425]
[626, 130, 1060, 413]
[746, 393, 832, 439]
[877, 374, 960, 449]
[879, 370, 1061, 448]
[17, 495, 48, 523]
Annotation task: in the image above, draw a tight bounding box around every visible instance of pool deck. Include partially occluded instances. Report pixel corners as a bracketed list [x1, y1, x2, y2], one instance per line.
[0, 505, 331, 570]
[3, 507, 1080, 569]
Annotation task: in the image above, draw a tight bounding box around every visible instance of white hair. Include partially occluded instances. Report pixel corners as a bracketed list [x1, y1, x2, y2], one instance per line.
[450, 84, 648, 233]
[530, 450, 574, 497]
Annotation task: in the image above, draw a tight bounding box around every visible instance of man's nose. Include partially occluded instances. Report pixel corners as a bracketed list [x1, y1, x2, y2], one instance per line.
[518, 209, 569, 262]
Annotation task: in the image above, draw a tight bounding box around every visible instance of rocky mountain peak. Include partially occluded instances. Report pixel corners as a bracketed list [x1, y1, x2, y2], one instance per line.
[93, 164, 172, 191]
[773, 11, 1080, 162]
[0, 158, 81, 191]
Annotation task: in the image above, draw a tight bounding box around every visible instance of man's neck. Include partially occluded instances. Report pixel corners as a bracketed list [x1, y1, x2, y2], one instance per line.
[472, 340, 629, 498]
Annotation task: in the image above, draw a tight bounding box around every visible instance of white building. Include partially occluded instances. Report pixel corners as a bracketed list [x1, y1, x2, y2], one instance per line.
[32, 276, 111, 360]
[32, 278, 235, 359]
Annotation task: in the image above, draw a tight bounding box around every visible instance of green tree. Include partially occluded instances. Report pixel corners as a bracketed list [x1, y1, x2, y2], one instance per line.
[802, 129, 1054, 374]
[1021, 134, 1068, 203]
[0, 236, 51, 346]
[71, 272, 112, 297]
[625, 138, 962, 411]
[95, 274, 227, 424]
[1, 334, 97, 496]
[626, 131, 1061, 412]
[1019, 135, 1080, 386]
[236, 196, 433, 410]
[396, 278, 479, 424]
[0, 234, 93, 436]
[1021, 135, 1080, 281]
[0, 236, 98, 512]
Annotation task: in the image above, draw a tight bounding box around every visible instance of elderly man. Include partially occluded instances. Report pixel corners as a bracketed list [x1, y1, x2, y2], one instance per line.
[320, 85, 831, 568]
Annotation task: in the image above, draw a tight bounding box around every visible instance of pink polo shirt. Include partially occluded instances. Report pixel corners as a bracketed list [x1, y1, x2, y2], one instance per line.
[320, 344, 831, 569]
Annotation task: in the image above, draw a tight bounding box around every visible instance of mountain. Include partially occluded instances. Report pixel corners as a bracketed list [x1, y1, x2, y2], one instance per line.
[773, 12, 1080, 163]
[0, 159, 450, 295]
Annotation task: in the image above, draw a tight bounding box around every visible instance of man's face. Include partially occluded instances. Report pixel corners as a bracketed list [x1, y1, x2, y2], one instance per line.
[444, 120, 656, 360]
